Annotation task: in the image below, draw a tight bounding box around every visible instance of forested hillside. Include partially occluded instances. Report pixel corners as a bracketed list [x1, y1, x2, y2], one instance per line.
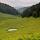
[0, 3, 18, 15]
[21, 2, 40, 18]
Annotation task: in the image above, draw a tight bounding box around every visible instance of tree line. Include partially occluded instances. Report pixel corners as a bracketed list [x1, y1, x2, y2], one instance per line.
[21, 2, 40, 18]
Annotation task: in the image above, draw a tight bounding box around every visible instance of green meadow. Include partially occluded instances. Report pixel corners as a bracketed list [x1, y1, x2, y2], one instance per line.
[0, 12, 40, 40]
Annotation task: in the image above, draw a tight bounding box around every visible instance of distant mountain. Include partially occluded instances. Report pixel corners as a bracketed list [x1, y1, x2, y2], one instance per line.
[17, 7, 30, 16]
[0, 3, 18, 15]
[17, 7, 27, 13]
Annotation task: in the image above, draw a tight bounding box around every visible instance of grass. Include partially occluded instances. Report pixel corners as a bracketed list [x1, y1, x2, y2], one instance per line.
[0, 12, 40, 40]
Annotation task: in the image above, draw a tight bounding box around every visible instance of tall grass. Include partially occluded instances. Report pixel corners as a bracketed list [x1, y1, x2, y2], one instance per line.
[0, 13, 40, 40]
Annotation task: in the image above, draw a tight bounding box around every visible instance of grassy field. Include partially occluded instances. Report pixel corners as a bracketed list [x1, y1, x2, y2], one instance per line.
[0, 12, 40, 40]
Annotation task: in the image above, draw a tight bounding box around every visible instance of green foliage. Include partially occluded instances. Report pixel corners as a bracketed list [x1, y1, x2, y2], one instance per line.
[18, 38, 23, 40]
[21, 2, 40, 18]
[0, 13, 40, 40]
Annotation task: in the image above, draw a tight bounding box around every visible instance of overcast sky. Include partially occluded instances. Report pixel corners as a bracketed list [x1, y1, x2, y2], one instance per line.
[0, 0, 40, 9]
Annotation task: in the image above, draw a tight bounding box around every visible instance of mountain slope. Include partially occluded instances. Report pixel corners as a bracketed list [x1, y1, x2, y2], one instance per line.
[17, 7, 27, 13]
[0, 3, 18, 15]
[21, 2, 40, 18]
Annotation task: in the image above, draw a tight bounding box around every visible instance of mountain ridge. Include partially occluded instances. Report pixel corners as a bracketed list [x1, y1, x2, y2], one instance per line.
[0, 2, 18, 15]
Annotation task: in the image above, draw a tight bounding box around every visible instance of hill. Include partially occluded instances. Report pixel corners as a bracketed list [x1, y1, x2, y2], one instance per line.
[17, 7, 27, 13]
[21, 2, 40, 18]
[0, 3, 18, 15]
[17, 7, 30, 16]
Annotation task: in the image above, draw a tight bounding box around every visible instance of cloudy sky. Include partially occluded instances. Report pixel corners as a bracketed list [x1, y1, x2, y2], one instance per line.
[0, 0, 40, 9]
